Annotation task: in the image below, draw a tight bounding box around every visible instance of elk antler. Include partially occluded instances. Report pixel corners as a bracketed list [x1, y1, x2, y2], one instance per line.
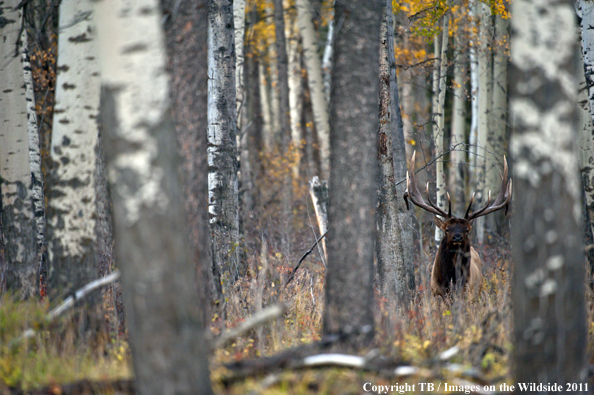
[403, 151, 451, 219]
[465, 156, 512, 221]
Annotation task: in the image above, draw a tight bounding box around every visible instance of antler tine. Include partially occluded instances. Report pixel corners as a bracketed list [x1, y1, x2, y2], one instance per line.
[466, 156, 512, 221]
[464, 192, 476, 219]
[402, 151, 450, 218]
[426, 182, 449, 218]
[446, 192, 452, 218]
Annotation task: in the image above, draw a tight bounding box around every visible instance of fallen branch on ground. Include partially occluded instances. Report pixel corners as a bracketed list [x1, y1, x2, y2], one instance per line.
[15, 271, 120, 344]
[213, 303, 287, 349]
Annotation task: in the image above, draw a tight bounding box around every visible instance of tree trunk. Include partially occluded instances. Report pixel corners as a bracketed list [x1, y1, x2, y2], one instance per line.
[47, 0, 100, 303]
[377, 5, 409, 307]
[208, 0, 242, 284]
[324, 0, 380, 349]
[309, 176, 329, 261]
[450, 34, 467, 217]
[92, 0, 213, 392]
[296, 0, 330, 179]
[0, 1, 41, 299]
[259, 62, 274, 150]
[234, 0, 246, 131]
[474, 3, 492, 244]
[287, 9, 303, 178]
[386, 0, 414, 296]
[578, 0, 594, 284]
[485, 14, 509, 238]
[273, 0, 293, 255]
[322, 0, 334, 106]
[161, 0, 215, 315]
[510, 0, 588, 384]
[432, 16, 449, 244]
[468, 0, 479, 200]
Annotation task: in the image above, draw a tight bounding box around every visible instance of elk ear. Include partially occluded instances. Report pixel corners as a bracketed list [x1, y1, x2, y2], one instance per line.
[434, 216, 447, 230]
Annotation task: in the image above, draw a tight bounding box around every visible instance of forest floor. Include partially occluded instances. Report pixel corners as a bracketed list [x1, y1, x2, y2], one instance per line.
[3, 236, 592, 395]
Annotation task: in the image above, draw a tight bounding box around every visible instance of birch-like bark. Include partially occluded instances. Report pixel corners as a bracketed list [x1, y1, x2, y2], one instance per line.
[474, 3, 492, 243]
[468, 0, 479, 186]
[0, 1, 41, 299]
[485, 14, 509, 236]
[450, 34, 467, 216]
[208, 0, 241, 281]
[287, 14, 303, 177]
[234, 0, 246, 130]
[47, 0, 100, 298]
[309, 176, 328, 261]
[259, 62, 274, 150]
[432, 17, 449, 244]
[92, 0, 213, 392]
[324, 0, 380, 349]
[297, 0, 331, 179]
[322, 1, 335, 106]
[268, 25, 281, 144]
[578, 0, 594, 281]
[510, 0, 587, 383]
[377, 7, 409, 307]
[386, 0, 414, 294]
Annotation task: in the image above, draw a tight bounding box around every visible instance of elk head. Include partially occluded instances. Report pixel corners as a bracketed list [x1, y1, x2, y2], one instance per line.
[403, 151, 512, 298]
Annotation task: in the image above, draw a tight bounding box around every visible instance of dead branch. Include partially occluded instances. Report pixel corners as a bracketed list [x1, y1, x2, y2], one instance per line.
[284, 229, 329, 287]
[213, 303, 287, 349]
[17, 271, 121, 343]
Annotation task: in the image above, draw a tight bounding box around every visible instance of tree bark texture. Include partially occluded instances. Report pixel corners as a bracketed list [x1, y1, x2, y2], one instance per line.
[47, 0, 100, 299]
[485, 14, 509, 238]
[0, 1, 41, 299]
[208, 0, 242, 283]
[287, 14, 303, 178]
[234, 0, 246, 130]
[323, 0, 381, 349]
[474, 3, 492, 244]
[510, 0, 588, 385]
[432, 17, 448, 244]
[92, 0, 213, 393]
[297, 0, 331, 179]
[577, 0, 594, 282]
[161, 0, 214, 317]
[386, 0, 415, 292]
[377, 6, 409, 307]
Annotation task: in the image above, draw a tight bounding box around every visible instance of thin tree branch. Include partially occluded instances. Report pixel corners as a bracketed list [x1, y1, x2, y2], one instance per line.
[284, 229, 329, 286]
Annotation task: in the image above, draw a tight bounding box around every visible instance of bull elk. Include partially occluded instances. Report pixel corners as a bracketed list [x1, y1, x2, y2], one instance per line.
[403, 152, 512, 299]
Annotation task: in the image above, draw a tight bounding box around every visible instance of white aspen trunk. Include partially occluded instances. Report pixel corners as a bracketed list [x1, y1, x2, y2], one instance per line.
[92, 0, 213, 392]
[287, 13, 303, 178]
[468, 0, 479, 182]
[259, 61, 274, 150]
[296, 0, 331, 179]
[208, 0, 241, 281]
[47, 0, 100, 294]
[268, 22, 281, 145]
[234, 0, 246, 130]
[433, 16, 449, 244]
[485, 14, 509, 236]
[510, 0, 587, 381]
[577, 0, 594, 279]
[309, 176, 328, 261]
[23, 26, 45, 262]
[322, 0, 335, 106]
[475, 2, 492, 243]
[450, 34, 467, 216]
[0, 1, 40, 299]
